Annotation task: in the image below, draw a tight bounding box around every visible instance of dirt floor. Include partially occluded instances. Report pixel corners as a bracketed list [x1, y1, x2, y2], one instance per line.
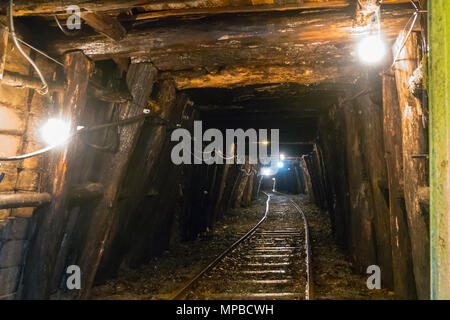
[90, 193, 393, 300]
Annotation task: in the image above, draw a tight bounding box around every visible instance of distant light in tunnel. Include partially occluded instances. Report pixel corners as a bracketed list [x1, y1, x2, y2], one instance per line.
[40, 118, 71, 147]
[357, 35, 386, 64]
[277, 161, 284, 168]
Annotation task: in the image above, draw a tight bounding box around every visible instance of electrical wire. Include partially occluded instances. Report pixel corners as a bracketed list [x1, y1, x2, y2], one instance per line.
[0, 114, 168, 162]
[15, 37, 65, 68]
[8, 0, 48, 95]
[391, 11, 419, 67]
[388, 0, 427, 69]
[54, 15, 80, 36]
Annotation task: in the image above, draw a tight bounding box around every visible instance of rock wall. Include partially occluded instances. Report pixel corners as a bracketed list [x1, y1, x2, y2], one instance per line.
[0, 30, 54, 299]
[312, 66, 428, 299]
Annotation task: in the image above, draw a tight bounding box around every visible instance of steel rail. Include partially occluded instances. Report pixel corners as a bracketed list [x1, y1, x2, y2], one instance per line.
[170, 192, 272, 300]
[271, 191, 312, 299]
[284, 195, 314, 300]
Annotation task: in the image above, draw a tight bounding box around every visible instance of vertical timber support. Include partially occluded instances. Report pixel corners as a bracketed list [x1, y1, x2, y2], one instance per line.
[382, 74, 417, 299]
[21, 51, 93, 299]
[355, 75, 394, 290]
[77, 63, 158, 298]
[341, 94, 377, 271]
[429, 0, 450, 300]
[393, 31, 430, 299]
[0, 25, 8, 79]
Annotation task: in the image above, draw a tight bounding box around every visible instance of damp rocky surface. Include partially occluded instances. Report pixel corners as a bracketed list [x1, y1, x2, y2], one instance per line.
[90, 194, 393, 300]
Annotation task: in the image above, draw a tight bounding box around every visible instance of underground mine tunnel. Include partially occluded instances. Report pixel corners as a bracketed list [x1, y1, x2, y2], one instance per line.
[0, 0, 438, 301]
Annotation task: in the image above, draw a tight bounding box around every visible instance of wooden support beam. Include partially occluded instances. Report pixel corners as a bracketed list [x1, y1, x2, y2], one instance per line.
[44, 4, 412, 87]
[0, 183, 102, 214]
[80, 12, 126, 41]
[128, 2, 351, 20]
[353, 76, 394, 290]
[21, 51, 93, 300]
[1, 70, 131, 103]
[50, 4, 413, 63]
[68, 183, 104, 207]
[2, 71, 65, 92]
[4, 0, 411, 16]
[0, 26, 8, 80]
[382, 73, 416, 299]
[355, 0, 381, 28]
[0, 193, 51, 209]
[88, 81, 132, 103]
[76, 62, 158, 299]
[162, 64, 360, 89]
[393, 30, 429, 300]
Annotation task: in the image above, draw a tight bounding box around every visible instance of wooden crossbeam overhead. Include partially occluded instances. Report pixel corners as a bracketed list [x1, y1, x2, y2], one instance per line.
[50, 5, 413, 61]
[160, 63, 360, 89]
[4, 0, 411, 16]
[45, 3, 412, 88]
[80, 12, 126, 41]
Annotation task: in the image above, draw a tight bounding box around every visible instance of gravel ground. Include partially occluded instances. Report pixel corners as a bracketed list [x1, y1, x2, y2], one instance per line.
[90, 194, 393, 300]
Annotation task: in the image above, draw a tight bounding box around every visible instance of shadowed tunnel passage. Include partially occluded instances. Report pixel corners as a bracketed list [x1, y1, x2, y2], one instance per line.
[0, 0, 429, 301]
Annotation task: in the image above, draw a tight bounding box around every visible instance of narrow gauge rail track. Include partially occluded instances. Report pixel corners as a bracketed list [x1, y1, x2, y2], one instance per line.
[171, 192, 313, 300]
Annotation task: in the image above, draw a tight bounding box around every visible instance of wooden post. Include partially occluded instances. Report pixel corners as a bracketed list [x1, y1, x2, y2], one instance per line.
[341, 95, 377, 272]
[75, 62, 158, 298]
[105, 85, 188, 270]
[393, 31, 430, 299]
[300, 156, 315, 204]
[234, 161, 251, 208]
[0, 25, 8, 80]
[2, 71, 65, 92]
[80, 12, 126, 41]
[21, 51, 93, 299]
[353, 75, 394, 290]
[0, 193, 51, 209]
[429, 0, 450, 300]
[382, 73, 417, 299]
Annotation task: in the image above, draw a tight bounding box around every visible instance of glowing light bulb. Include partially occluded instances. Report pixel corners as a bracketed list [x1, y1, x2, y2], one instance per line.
[280, 154, 286, 160]
[357, 35, 386, 64]
[261, 140, 270, 145]
[40, 118, 71, 146]
[277, 161, 284, 168]
[262, 168, 272, 176]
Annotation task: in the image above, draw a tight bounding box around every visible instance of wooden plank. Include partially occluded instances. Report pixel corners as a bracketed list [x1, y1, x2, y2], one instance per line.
[353, 76, 394, 290]
[163, 64, 359, 89]
[0, 26, 8, 80]
[68, 183, 103, 207]
[1, 71, 132, 102]
[0, 193, 51, 209]
[341, 91, 377, 271]
[5, 0, 411, 16]
[382, 73, 417, 299]
[300, 156, 315, 204]
[393, 31, 429, 300]
[75, 62, 158, 299]
[429, 0, 450, 300]
[121, 92, 194, 268]
[50, 5, 413, 62]
[80, 12, 126, 41]
[128, 2, 351, 20]
[2, 71, 65, 92]
[20, 51, 93, 299]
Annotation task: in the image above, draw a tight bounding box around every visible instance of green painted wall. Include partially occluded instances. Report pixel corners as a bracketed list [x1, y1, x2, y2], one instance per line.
[429, 0, 450, 300]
